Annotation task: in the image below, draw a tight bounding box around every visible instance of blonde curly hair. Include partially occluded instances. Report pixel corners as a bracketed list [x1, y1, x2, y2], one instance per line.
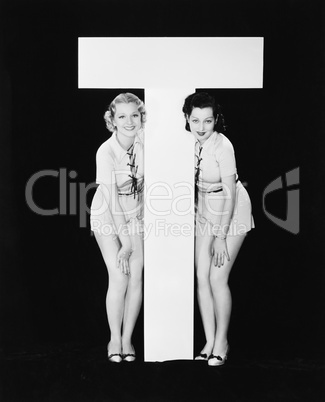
[103, 93, 146, 132]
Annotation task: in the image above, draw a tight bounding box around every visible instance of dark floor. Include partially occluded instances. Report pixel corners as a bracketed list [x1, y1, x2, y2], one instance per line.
[1, 343, 324, 402]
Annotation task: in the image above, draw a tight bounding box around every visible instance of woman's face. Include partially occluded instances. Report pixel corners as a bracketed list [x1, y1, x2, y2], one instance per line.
[113, 102, 142, 138]
[188, 107, 216, 143]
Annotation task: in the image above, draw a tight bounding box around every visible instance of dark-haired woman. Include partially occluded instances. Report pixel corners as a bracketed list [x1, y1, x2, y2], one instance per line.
[182, 92, 254, 366]
[90, 93, 145, 363]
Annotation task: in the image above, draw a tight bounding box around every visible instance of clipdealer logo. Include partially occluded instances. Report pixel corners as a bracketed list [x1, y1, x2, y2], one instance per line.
[25, 168, 97, 227]
[25, 167, 300, 235]
[262, 167, 300, 234]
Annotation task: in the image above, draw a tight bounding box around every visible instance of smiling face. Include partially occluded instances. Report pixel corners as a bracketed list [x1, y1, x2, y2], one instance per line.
[113, 102, 142, 140]
[187, 107, 217, 143]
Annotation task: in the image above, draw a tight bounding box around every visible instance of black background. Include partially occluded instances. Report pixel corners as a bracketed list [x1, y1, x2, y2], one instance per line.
[0, 0, 324, 364]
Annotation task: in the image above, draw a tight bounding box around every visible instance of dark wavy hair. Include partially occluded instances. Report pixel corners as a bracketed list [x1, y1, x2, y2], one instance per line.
[182, 92, 227, 132]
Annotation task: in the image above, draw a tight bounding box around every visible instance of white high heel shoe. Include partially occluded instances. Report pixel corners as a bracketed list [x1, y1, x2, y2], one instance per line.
[107, 343, 122, 363]
[107, 352, 123, 363]
[194, 353, 209, 361]
[208, 345, 229, 367]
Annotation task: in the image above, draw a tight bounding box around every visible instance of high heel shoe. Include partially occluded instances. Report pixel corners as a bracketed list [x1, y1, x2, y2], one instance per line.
[194, 353, 209, 361]
[107, 343, 122, 363]
[108, 352, 123, 363]
[208, 345, 229, 367]
[122, 353, 136, 362]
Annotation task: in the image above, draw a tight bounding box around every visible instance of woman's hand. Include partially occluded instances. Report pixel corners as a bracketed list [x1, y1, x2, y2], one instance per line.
[117, 246, 133, 276]
[211, 238, 230, 268]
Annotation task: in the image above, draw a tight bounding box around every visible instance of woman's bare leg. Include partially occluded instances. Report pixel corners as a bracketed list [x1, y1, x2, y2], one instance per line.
[195, 222, 215, 356]
[94, 232, 128, 354]
[122, 232, 144, 355]
[209, 234, 246, 356]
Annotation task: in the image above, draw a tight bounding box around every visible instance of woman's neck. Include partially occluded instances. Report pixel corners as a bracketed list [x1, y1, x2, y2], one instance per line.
[116, 131, 135, 150]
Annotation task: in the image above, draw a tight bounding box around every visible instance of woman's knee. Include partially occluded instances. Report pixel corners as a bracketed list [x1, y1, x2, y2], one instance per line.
[128, 244, 143, 278]
[106, 261, 128, 288]
[130, 250, 143, 269]
[196, 267, 211, 288]
[108, 273, 128, 291]
[128, 263, 143, 288]
[209, 269, 230, 288]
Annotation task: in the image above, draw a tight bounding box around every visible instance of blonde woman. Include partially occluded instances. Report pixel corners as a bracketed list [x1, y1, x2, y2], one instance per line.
[90, 93, 145, 363]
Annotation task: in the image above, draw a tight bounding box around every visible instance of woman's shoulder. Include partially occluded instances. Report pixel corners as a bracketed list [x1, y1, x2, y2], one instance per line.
[96, 135, 115, 158]
[214, 132, 234, 151]
[209, 133, 235, 161]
